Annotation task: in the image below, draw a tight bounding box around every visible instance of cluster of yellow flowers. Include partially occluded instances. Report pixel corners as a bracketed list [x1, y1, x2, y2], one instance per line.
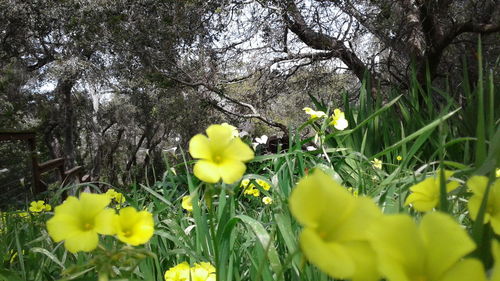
[46, 192, 154, 253]
[290, 169, 499, 281]
[29, 200, 52, 212]
[164, 261, 216, 281]
[303, 107, 349, 130]
[105, 188, 126, 204]
[240, 179, 270, 196]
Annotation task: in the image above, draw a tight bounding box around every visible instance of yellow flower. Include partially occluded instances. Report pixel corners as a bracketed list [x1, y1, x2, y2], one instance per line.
[289, 169, 381, 281]
[303, 107, 327, 119]
[467, 176, 500, 235]
[496, 168, 500, 178]
[106, 189, 126, 204]
[189, 124, 254, 184]
[17, 212, 29, 218]
[44, 204, 52, 211]
[114, 206, 154, 246]
[164, 261, 216, 281]
[369, 212, 486, 281]
[191, 262, 216, 281]
[371, 158, 383, 169]
[244, 186, 260, 197]
[29, 200, 47, 212]
[396, 155, 403, 161]
[164, 261, 191, 281]
[256, 179, 271, 191]
[181, 195, 193, 212]
[404, 170, 459, 212]
[46, 193, 116, 253]
[329, 108, 348, 130]
[262, 196, 273, 205]
[240, 179, 251, 189]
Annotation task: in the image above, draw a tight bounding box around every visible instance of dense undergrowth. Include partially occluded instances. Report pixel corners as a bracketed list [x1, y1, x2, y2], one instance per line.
[0, 46, 499, 281]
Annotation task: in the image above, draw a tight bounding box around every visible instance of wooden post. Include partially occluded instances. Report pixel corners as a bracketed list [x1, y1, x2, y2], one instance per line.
[27, 137, 43, 193]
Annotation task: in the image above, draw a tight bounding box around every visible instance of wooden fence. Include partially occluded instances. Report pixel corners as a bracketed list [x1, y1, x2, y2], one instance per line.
[0, 130, 89, 194]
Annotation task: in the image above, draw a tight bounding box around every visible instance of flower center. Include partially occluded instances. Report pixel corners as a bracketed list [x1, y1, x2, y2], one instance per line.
[123, 229, 133, 237]
[413, 275, 427, 281]
[82, 222, 94, 231]
[214, 155, 222, 164]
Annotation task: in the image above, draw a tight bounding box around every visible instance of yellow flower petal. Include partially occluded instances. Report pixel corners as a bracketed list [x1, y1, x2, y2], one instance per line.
[94, 208, 117, 235]
[290, 169, 354, 228]
[189, 134, 212, 160]
[300, 228, 354, 278]
[46, 213, 81, 242]
[369, 214, 424, 281]
[467, 177, 500, 234]
[439, 259, 487, 281]
[206, 124, 232, 149]
[467, 176, 488, 194]
[222, 138, 254, 162]
[79, 192, 112, 220]
[344, 241, 380, 281]
[218, 159, 246, 184]
[419, 212, 476, 280]
[64, 229, 99, 253]
[193, 160, 221, 183]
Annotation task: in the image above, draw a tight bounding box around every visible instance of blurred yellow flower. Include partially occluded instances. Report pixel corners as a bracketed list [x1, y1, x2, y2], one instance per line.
[289, 169, 381, 281]
[256, 179, 271, 191]
[29, 200, 50, 212]
[404, 170, 459, 212]
[189, 124, 254, 184]
[244, 187, 260, 197]
[303, 107, 327, 119]
[396, 155, 403, 161]
[106, 189, 126, 204]
[262, 196, 273, 205]
[164, 261, 191, 281]
[240, 179, 251, 188]
[191, 262, 216, 281]
[114, 206, 154, 246]
[369, 212, 486, 281]
[371, 158, 383, 169]
[46, 193, 116, 253]
[164, 261, 216, 281]
[329, 108, 348, 130]
[467, 176, 500, 235]
[497, 168, 500, 178]
[17, 212, 29, 218]
[181, 195, 193, 212]
[240, 179, 259, 196]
